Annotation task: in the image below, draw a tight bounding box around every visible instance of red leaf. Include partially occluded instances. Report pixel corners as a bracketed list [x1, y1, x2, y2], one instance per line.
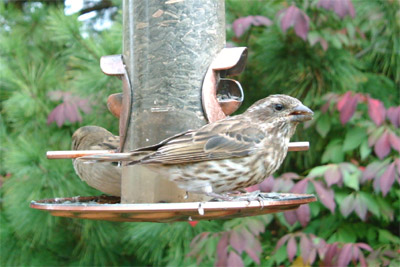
[47, 103, 65, 127]
[244, 245, 260, 264]
[317, 0, 356, 18]
[216, 233, 229, 267]
[291, 178, 309, 194]
[380, 162, 396, 196]
[76, 98, 92, 114]
[245, 184, 260, 192]
[232, 16, 272, 37]
[247, 219, 264, 235]
[321, 99, 331, 113]
[340, 194, 355, 217]
[47, 93, 90, 127]
[387, 106, 400, 128]
[296, 204, 310, 227]
[294, 10, 310, 41]
[323, 243, 339, 266]
[368, 127, 384, 147]
[259, 175, 274, 192]
[337, 92, 358, 124]
[253, 15, 273, 26]
[273, 177, 295, 192]
[227, 251, 244, 267]
[275, 234, 290, 251]
[337, 91, 351, 111]
[352, 246, 361, 262]
[300, 235, 311, 264]
[312, 181, 336, 213]
[64, 102, 82, 123]
[368, 97, 386, 126]
[373, 170, 381, 193]
[337, 243, 353, 267]
[284, 210, 297, 225]
[356, 243, 373, 252]
[308, 249, 317, 265]
[313, 237, 328, 259]
[280, 5, 298, 32]
[359, 253, 367, 267]
[354, 194, 367, 221]
[240, 228, 255, 246]
[287, 236, 297, 262]
[281, 172, 300, 179]
[252, 238, 262, 254]
[389, 132, 400, 152]
[280, 5, 310, 40]
[232, 16, 254, 37]
[324, 165, 342, 186]
[374, 131, 391, 159]
[362, 161, 389, 182]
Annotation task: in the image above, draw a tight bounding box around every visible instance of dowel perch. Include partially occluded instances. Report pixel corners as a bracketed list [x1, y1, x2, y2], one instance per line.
[46, 142, 310, 159]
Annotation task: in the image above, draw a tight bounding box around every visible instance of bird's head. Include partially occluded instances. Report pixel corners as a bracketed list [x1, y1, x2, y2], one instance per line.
[244, 94, 313, 125]
[71, 126, 114, 150]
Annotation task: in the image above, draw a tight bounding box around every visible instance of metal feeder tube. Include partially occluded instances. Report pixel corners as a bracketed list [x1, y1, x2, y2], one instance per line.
[121, 0, 226, 203]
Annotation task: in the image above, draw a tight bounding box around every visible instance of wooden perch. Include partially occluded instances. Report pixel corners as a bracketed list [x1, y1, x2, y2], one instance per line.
[46, 142, 309, 159]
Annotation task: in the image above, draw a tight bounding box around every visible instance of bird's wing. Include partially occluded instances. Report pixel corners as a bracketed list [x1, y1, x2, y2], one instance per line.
[137, 118, 265, 164]
[79, 119, 265, 164]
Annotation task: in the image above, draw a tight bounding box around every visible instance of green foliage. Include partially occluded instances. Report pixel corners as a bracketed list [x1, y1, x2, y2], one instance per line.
[1, 0, 399, 266]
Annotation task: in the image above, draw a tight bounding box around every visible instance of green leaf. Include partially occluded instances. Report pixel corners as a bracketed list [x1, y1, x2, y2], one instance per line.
[334, 191, 348, 204]
[336, 226, 357, 243]
[307, 165, 329, 178]
[360, 139, 372, 160]
[358, 192, 380, 218]
[330, 36, 342, 49]
[343, 171, 360, 191]
[346, 21, 355, 39]
[307, 31, 320, 45]
[367, 228, 377, 243]
[376, 197, 394, 222]
[322, 140, 344, 163]
[337, 33, 349, 46]
[378, 229, 400, 244]
[343, 127, 367, 151]
[316, 113, 331, 138]
[271, 245, 287, 265]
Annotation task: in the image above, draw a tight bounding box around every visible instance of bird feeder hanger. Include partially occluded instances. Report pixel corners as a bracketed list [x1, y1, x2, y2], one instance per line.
[31, 0, 316, 222]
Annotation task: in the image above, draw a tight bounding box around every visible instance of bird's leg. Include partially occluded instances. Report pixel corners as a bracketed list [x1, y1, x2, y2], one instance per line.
[206, 192, 234, 201]
[201, 185, 233, 201]
[221, 190, 266, 209]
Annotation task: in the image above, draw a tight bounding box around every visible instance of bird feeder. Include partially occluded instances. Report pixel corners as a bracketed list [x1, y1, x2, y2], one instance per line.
[31, 0, 316, 222]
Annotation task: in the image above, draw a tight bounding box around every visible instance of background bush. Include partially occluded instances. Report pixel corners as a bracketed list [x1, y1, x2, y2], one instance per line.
[1, 0, 399, 266]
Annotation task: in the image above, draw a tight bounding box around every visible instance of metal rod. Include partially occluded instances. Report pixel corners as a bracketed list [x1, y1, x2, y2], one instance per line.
[46, 142, 309, 159]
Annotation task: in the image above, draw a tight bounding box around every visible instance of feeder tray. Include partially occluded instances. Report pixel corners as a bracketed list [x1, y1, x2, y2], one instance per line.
[30, 193, 316, 222]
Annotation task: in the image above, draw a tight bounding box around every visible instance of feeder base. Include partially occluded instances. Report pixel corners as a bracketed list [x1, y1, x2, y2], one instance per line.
[30, 193, 316, 222]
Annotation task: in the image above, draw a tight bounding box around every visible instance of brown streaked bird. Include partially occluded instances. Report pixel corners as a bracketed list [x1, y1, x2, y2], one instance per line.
[80, 95, 313, 199]
[72, 126, 121, 196]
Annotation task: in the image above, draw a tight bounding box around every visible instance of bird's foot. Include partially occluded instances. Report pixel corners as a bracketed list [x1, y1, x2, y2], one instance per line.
[206, 190, 266, 206]
[206, 192, 234, 201]
[206, 191, 280, 210]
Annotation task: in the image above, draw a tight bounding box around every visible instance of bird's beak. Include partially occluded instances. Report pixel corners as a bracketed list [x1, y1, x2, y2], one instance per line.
[289, 104, 314, 122]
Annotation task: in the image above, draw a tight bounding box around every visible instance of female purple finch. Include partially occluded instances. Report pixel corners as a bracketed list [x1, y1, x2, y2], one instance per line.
[80, 95, 313, 200]
[72, 126, 121, 196]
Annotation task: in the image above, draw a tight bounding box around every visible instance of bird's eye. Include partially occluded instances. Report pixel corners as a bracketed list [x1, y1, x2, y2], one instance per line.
[274, 104, 284, 111]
